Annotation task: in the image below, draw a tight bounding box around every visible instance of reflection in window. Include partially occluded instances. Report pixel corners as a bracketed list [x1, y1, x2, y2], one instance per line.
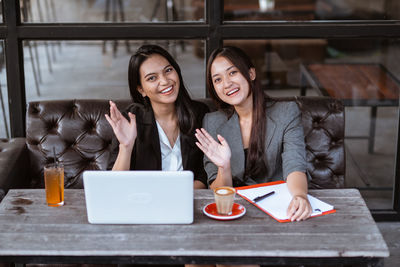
[223, 39, 400, 90]
[224, 0, 399, 21]
[0, 41, 8, 138]
[223, 38, 400, 210]
[223, 39, 329, 89]
[20, 0, 204, 23]
[23, 40, 205, 102]
[0, 0, 2, 23]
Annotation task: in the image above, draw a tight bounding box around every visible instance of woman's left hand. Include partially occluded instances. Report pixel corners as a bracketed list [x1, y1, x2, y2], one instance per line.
[195, 128, 231, 169]
[287, 195, 312, 222]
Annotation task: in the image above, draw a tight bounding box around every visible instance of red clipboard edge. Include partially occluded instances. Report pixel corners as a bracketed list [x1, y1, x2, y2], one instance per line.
[235, 181, 337, 223]
[235, 180, 285, 191]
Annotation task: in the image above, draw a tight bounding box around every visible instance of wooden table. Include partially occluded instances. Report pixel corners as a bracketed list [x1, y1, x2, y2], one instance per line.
[300, 63, 400, 153]
[0, 189, 389, 266]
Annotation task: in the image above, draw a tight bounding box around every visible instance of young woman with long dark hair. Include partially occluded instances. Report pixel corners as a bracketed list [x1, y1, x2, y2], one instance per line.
[195, 46, 312, 220]
[106, 44, 208, 189]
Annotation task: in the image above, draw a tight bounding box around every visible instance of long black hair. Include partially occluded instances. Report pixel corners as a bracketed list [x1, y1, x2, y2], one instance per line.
[206, 46, 268, 179]
[128, 44, 196, 134]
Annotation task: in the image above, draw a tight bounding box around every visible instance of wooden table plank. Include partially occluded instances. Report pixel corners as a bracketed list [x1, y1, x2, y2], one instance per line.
[0, 189, 389, 264]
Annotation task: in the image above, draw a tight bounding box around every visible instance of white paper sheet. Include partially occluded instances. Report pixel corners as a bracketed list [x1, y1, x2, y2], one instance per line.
[237, 182, 334, 221]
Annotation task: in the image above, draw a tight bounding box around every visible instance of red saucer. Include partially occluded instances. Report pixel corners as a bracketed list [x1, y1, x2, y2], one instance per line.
[203, 202, 246, 220]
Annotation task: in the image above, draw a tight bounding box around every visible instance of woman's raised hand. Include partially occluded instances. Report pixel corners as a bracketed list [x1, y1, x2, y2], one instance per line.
[105, 101, 137, 149]
[195, 128, 231, 169]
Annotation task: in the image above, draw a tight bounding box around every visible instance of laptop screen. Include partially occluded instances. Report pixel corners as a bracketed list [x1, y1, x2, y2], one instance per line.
[83, 170, 194, 224]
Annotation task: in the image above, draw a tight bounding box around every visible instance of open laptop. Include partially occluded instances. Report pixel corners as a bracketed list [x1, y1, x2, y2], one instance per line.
[83, 170, 193, 224]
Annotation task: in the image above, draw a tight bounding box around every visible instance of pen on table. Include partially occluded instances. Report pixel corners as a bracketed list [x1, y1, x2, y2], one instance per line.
[253, 191, 275, 203]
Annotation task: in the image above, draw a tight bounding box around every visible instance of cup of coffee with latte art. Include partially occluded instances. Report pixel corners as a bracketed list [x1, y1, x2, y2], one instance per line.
[213, 186, 236, 215]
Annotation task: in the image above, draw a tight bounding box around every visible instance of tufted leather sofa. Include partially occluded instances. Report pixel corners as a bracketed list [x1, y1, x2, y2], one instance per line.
[0, 138, 29, 199]
[25, 99, 131, 189]
[290, 96, 344, 189]
[0, 97, 344, 198]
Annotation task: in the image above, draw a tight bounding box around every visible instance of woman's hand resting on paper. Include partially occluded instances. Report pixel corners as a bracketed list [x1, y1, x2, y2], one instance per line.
[105, 100, 137, 150]
[286, 194, 312, 222]
[285, 171, 312, 221]
[195, 128, 231, 169]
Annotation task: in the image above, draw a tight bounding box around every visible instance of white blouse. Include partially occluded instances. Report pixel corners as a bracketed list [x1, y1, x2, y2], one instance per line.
[155, 121, 183, 171]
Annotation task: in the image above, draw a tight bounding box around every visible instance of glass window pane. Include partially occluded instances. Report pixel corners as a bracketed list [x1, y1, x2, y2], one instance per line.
[23, 40, 205, 101]
[223, 38, 399, 210]
[0, 40, 8, 138]
[20, 0, 204, 23]
[0, 1, 3, 23]
[224, 0, 400, 21]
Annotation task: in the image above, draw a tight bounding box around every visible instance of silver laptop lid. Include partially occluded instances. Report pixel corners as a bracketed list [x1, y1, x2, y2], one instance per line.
[83, 170, 193, 224]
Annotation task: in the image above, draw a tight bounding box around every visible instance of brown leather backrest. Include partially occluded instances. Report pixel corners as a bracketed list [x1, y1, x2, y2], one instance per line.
[26, 97, 344, 189]
[26, 99, 131, 188]
[0, 138, 29, 194]
[295, 96, 345, 188]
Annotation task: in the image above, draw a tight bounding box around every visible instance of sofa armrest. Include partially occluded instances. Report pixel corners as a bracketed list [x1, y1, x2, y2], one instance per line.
[0, 138, 29, 199]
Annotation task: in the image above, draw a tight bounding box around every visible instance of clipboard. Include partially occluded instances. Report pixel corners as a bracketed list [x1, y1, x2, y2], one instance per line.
[236, 181, 336, 223]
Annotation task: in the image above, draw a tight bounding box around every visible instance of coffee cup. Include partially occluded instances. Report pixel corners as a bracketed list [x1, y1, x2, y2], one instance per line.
[213, 186, 235, 215]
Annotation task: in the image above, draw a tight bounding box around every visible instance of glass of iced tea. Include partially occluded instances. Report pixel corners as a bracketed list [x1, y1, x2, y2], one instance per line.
[44, 163, 64, 207]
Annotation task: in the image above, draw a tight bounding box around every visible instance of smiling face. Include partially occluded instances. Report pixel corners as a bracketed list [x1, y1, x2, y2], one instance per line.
[137, 54, 180, 107]
[210, 56, 255, 108]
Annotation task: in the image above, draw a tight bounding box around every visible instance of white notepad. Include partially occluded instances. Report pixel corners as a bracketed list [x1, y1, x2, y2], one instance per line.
[236, 181, 335, 222]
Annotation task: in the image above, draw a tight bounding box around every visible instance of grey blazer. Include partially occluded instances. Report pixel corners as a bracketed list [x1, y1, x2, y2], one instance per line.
[203, 101, 307, 186]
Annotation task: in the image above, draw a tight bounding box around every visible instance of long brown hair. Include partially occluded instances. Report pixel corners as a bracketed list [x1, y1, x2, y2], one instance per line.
[206, 46, 267, 179]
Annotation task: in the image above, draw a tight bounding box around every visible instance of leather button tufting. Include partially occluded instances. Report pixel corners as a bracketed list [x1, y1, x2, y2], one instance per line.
[45, 119, 59, 133]
[329, 102, 341, 112]
[29, 139, 40, 146]
[33, 107, 39, 114]
[85, 120, 97, 132]
[312, 117, 322, 128]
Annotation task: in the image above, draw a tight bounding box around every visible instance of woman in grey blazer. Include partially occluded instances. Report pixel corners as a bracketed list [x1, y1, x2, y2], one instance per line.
[195, 46, 312, 221]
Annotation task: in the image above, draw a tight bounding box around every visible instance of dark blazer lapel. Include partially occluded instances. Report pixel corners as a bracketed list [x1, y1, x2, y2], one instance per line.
[140, 107, 162, 169]
[180, 134, 194, 170]
[218, 112, 245, 181]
